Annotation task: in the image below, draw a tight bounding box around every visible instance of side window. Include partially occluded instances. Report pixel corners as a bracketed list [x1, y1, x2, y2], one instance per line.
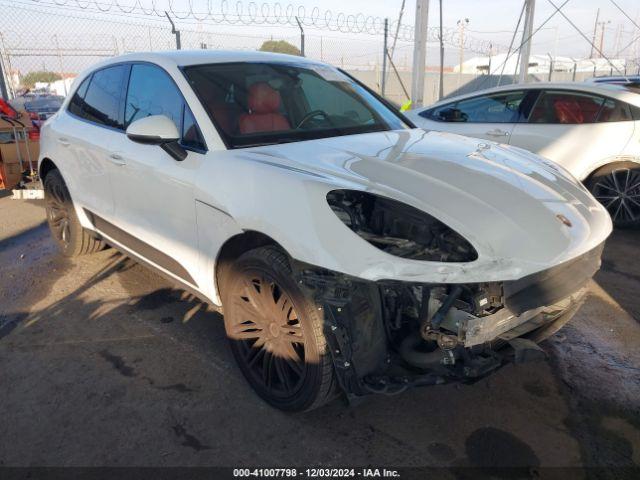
[125, 64, 183, 127]
[80, 65, 127, 129]
[125, 63, 205, 150]
[597, 98, 633, 122]
[424, 92, 525, 123]
[420, 103, 455, 121]
[182, 106, 206, 150]
[67, 76, 91, 117]
[528, 91, 604, 124]
[630, 104, 640, 120]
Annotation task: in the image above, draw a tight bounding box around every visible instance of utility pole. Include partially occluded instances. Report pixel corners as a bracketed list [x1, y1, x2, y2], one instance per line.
[597, 20, 611, 58]
[614, 24, 622, 57]
[518, 0, 535, 84]
[410, 0, 429, 108]
[53, 34, 67, 96]
[456, 18, 468, 87]
[438, 0, 444, 100]
[590, 8, 600, 58]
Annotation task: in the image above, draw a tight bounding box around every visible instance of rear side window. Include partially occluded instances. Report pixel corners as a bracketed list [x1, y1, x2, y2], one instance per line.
[125, 63, 205, 151]
[67, 76, 91, 117]
[423, 91, 526, 123]
[528, 91, 604, 124]
[597, 98, 633, 122]
[79, 65, 127, 129]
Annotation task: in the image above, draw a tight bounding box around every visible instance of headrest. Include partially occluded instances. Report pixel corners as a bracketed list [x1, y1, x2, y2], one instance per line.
[248, 82, 281, 114]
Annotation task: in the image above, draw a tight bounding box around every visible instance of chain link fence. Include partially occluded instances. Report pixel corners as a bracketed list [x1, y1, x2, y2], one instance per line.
[1, 0, 639, 108]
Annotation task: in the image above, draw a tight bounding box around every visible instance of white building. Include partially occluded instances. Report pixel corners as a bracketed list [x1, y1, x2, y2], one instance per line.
[34, 77, 76, 96]
[454, 53, 627, 75]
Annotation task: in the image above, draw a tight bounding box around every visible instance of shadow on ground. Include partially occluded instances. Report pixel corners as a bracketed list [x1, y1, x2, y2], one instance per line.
[0, 222, 638, 474]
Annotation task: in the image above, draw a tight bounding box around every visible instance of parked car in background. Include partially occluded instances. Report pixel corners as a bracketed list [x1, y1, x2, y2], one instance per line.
[10, 95, 64, 140]
[23, 96, 64, 125]
[39, 51, 611, 410]
[406, 83, 640, 227]
[586, 75, 640, 87]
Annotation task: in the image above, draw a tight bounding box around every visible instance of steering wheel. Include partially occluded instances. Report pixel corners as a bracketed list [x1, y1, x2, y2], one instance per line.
[296, 110, 332, 129]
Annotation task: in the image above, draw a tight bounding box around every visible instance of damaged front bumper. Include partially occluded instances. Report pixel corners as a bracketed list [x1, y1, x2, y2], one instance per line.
[293, 243, 602, 401]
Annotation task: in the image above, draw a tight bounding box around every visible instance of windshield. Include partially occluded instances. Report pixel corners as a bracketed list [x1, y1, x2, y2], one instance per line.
[184, 62, 410, 148]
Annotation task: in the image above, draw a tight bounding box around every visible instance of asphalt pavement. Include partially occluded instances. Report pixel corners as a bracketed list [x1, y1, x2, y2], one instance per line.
[0, 197, 638, 477]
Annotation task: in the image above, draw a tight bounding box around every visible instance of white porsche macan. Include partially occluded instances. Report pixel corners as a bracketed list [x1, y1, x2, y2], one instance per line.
[39, 51, 612, 411]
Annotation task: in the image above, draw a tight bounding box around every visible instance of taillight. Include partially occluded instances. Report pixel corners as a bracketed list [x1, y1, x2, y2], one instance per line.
[28, 129, 40, 141]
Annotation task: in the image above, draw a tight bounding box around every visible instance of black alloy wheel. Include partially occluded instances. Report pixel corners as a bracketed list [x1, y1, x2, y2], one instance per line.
[588, 162, 640, 228]
[43, 168, 104, 256]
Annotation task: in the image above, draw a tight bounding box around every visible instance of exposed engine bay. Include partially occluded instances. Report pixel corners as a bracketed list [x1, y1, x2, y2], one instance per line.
[326, 189, 478, 262]
[293, 241, 602, 400]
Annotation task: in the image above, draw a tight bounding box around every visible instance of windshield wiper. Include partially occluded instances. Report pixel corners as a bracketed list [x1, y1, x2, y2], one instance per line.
[238, 137, 300, 148]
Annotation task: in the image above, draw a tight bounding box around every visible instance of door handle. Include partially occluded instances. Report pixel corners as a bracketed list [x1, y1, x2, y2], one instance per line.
[57, 137, 70, 146]
[108, 153, 126, 166]
[486, 129, 510, 138]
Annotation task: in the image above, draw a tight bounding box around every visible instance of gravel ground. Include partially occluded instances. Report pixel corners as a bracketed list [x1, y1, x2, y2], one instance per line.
[0, 196, 638, 476]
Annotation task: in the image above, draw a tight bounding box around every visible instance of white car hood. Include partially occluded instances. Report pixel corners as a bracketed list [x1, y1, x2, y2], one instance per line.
[234, 128, 611, 280]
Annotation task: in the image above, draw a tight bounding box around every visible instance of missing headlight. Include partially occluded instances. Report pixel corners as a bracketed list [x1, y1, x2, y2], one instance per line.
[326, 189, 478, 262]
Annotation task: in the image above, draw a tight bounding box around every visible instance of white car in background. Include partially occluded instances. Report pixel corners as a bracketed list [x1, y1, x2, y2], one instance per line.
[406, 83, 640, 227]
[39, 51, 611, 411]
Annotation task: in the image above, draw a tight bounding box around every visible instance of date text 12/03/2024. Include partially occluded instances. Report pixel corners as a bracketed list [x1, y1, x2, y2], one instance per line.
[233, 468, 401, 478]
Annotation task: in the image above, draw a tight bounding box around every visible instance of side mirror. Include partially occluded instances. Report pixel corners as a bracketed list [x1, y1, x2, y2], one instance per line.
[126, 115, 187, 161]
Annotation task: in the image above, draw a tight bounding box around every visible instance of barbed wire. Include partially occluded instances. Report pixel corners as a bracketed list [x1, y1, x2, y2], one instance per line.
[25, 0, 503, 54]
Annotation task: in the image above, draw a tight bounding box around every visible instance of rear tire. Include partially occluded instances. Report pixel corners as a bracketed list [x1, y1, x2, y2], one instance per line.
[221, 246, 337, 411]
[44, 169, 104, 257]
[586, 162, 640, 229]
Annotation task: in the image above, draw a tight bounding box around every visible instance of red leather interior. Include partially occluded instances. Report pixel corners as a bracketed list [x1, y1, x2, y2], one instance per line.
[553, 99, 584, 124]
[239, 82, 290, 134]
[209, 103, 235, 134]
[553, 98, 601, 124]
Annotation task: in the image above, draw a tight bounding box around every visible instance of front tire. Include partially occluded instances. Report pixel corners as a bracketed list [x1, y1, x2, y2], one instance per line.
[586, 162, 640, 228]
[44, 169, 104, 257]
[221, 246, 337, 411]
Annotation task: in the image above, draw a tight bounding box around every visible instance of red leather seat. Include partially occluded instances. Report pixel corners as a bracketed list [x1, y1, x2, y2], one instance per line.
[239, 83, 290, 134]
[209, 102, 236, 135]
[553, 99, 584, 124]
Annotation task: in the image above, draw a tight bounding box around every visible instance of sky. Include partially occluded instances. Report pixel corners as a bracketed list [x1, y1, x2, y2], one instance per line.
[317, 0, 640, 59]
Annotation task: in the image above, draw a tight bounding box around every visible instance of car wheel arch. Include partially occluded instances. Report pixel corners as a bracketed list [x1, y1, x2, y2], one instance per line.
[214, 230, 290, 299]
[39, 158, 58, 180]
[583, 156, 640, 183]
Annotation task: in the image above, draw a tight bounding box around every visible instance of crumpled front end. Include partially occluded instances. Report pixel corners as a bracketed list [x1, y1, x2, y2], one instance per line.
[293, 242, 602, 399]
